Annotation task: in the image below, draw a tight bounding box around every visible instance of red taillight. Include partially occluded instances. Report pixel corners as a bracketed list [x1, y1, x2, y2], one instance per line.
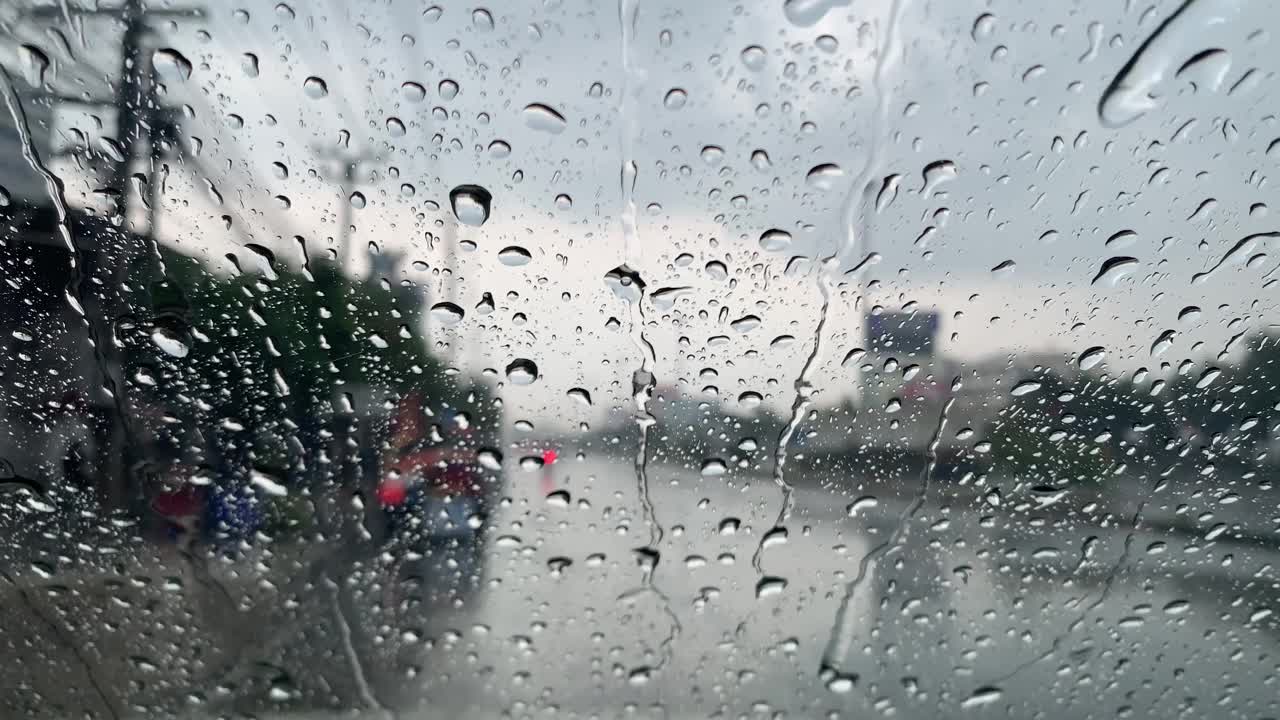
[542, 448, 558, 465]
[377, 478, 408, 506]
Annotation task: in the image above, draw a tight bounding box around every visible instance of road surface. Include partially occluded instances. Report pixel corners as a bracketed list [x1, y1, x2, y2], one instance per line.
[2, 454, 1279, 719]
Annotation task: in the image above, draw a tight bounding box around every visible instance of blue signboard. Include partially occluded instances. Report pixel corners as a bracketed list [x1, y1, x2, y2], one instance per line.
[865, 311, 939, 356]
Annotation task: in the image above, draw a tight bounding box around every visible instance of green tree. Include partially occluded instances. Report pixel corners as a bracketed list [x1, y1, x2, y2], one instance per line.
[987, 368, 1180, 486]
[139, 247, 486, 494]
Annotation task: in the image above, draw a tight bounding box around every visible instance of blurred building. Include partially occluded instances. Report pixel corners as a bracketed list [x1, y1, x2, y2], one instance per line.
[854, 310, 952, 454]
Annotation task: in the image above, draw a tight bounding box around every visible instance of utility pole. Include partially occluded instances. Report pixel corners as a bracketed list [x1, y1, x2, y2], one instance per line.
[21, 1, 203, 508]
[26, 0, 202, 220]
[311, 142, 376, 272]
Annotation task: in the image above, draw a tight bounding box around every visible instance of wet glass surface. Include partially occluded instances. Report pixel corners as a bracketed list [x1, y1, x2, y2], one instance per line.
[2, 1, 1280, 718]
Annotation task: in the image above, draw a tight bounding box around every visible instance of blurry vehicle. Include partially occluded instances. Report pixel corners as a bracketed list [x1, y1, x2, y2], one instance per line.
[377, 444, 494, 545]
[371, 392, 504, 604]
[144, 463, 206, 550]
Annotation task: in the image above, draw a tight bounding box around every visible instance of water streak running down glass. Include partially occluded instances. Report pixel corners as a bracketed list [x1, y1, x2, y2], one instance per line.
[2, 1, 1280, 718]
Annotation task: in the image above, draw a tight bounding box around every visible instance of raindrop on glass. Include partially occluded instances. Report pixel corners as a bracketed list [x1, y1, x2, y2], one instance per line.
[303, 76, 329, 98]
[450, 184, 493, 226]
[430, 302, 465, 326]
[498, 246, 532, 266]
[152, 48, 193, 82]
[522, 103, 567, 134]
[759, 228, 792, 252]
[506, 359, 538, 385]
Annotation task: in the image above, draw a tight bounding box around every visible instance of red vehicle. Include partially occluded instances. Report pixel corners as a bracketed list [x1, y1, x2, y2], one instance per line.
[374, 394, 501, 549]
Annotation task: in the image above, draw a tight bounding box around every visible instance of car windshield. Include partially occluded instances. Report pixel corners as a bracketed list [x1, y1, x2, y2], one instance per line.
[3, 1, 1280, 718]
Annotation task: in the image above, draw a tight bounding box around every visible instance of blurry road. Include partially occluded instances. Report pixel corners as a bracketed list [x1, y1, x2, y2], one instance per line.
[4, 454, 1280, 719]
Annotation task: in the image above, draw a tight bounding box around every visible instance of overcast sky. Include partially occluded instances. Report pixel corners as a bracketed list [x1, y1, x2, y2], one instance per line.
[3, 0, 1278, 426]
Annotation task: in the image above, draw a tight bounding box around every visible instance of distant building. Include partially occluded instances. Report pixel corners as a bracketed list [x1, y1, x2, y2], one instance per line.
[855, 310, 951, 454]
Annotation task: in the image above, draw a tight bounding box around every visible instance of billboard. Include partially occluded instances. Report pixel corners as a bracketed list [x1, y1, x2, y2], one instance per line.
[865, 311, 940, 357]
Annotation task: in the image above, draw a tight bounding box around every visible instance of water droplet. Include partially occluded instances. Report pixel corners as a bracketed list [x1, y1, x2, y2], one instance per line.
[700, 145, 725, 165]
[478, 448, 503, 470]
[439, 79, 459, 100]
[739, 391, 763, 408]
[1078, 346, 1106, 371]
[825, 672, 857, 694]
[498, 246, 532, 266]
[472, 8, 494, 31]
[751, 149, 772, 171]
[430, 302, 465, 326]
[241, 52, 259, 78]
[522, 103, 567, 134]
[348, 191, 366, 209]
[1011, 380, 1042, 396]
[805, 163, 844, 191]
[567, 387, 592, 406]
[756, 576, 787, 598]
[17, 45, 49, 87]
[761, 526, 788, 548]
[920, 160, 957, 196]
[386, 117, 406, 137]
[627, 667, 651, 686]
[846, 496, 878, 516]
[494, 534, 521, 548]
[1097, 0, 1245, 127]
[506, 359, 538, 385]
[604, 265, 646, 303]
[98, 137, 126, 163]
[701, 458, 727, 477]
[152, 48, 193, 82]
[740, 45, 766, 71]
[663, 88, 688, 110]
[650, 286, 692, 311]
[402, 81, 426, 102]
[730, 315, 761, 333]
[449, 184, 493, 226]
[705, 260, 728, 280]
[1175, 48, 1232, 93]
[1195, 366, 1221, 389]
[875, 174, 902, 212]
[782, 0, 851, 28]
[961, 686, 1003, 709]
[554, 193, 573, 210]
[150, 327, 190, 358]
[303, 76, 329, 98]
[1091, 256, 1139, 286]
[250, 469, 288, 497]
[1105, 230, 1138, 249]
[971, 13, 996, 41]
[759, 228, 792, 252]
[241, 243, 278, 280]
[990, 259, 1016, 277]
